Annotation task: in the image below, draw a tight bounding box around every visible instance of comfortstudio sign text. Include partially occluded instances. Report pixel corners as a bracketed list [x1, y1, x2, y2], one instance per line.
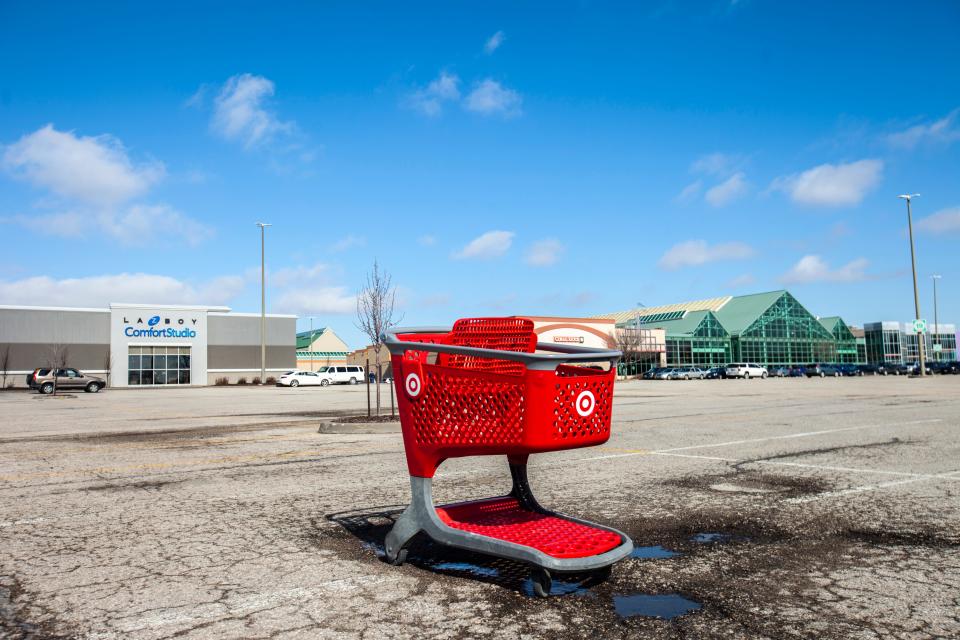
[123, 314, 198, 339]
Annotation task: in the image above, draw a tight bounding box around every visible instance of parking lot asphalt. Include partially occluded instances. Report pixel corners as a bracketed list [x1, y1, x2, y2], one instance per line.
[1, 378, 958, 639]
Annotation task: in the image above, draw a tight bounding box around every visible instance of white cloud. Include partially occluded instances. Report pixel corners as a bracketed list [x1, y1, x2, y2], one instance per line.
[1, 125, 210, 246]
[273, 286, 355, 315]
[331, 234, 366, 252]
[484, 30, 505, 54]
[453, 230, 514, 260]
[0, 272, 245, 308]
[887, 109, 960, 149]
[2, 124, 164, 207]
[690, 152, 744, 177]
[525, 238, 564, 267]
[211, 74, 294, 148]
[406, 71, 461, 117]
[770, 159, 883, 207]
[675, 180, 702, 203]
[780, 255, 870, 284]
[915, 206, 960, 234]
[726, 273, 756, 288]
[267, 262, 356, 315]
[705, 172, 748, 207]
[657, 240, 755, 270]
[463, 79, 522, 117]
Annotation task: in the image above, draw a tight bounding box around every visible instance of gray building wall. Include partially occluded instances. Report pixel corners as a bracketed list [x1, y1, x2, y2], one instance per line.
[0, 308, 110, 375]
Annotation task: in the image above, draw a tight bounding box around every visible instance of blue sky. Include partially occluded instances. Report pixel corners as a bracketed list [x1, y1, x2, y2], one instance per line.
[1, 1, 959, 347]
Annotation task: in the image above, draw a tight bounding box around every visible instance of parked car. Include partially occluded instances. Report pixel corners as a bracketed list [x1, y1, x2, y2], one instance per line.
[673, 367, 706, 380]
[856, 364, 879, 376]
[704, 367, 725, 379]
[877, 362, 909, 376]
[276, 370, 330, 387]
[804, 363, 841, 378]
[324, 365, 365, 385]
[725, 363, 767, 379]
[768, 366, 790, 378]
[642, 367, 664, 380]
[28, 368, 105, 394]
[788, 365, 806, 377]
[836, 364, 861, 377]
[655, 368, 678, 380]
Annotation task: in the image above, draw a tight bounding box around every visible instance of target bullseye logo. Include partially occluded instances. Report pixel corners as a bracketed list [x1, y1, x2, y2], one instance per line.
[405, 373, 422, 398]
[575, 390, 596, 417]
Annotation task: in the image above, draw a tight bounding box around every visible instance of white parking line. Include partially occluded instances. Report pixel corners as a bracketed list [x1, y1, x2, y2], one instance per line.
[654, 418, 942, 453]
[786, 470, 960, 503]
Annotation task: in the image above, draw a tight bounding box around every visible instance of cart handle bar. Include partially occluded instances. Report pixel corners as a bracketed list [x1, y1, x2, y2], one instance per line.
[382, 326, 622, 372]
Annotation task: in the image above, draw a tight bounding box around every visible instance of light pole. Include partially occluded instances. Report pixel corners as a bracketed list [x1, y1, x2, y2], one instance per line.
[256, 222, 272, 384]
[898, 194, 926, 376]
[931, 275, 942, 362]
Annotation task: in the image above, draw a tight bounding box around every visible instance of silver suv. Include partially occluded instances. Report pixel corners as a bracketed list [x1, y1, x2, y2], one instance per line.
[724, 363, 767, 379]
[28, 368, 105, 394]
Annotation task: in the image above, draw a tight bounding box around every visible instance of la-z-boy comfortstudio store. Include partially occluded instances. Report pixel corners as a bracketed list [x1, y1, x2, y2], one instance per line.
[0, 303, 296, 387]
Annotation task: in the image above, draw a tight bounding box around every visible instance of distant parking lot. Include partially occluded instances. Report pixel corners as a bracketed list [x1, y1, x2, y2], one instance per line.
[1, 378, 958, 639]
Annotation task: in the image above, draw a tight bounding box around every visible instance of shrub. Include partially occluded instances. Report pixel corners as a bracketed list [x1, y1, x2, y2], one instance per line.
[252, 376, 262, 385]
[215, 377, 229, 386]
[265, 376, 276, 384]
[236, 377, 247, 385]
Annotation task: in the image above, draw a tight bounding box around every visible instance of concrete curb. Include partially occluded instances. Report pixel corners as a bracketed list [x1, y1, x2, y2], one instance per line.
[317, 420, 401, 435]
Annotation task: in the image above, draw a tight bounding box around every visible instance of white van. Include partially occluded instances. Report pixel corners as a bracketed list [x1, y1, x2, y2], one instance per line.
[323, 365, 365, 385]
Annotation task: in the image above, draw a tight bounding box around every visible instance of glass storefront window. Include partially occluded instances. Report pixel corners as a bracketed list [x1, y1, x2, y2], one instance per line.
[127, 346, 191, 385]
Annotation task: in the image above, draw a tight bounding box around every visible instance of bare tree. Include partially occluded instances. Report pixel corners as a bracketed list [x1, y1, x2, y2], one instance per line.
[46, 344, 69, 395]
[355, 260, 401, 416]
[0, 344, 11, 389]
[612, 325, 643, 378]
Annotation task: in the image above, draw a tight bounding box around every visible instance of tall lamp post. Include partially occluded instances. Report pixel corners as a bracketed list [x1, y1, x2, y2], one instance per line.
[931, 275, 942, 362]
[256, 222, 272, 384]
[897, 194, 926, 377]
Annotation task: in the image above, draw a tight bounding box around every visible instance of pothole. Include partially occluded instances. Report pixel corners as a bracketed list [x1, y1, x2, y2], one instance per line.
[630, 545, 679, 559]
[613, 593, 702, 619]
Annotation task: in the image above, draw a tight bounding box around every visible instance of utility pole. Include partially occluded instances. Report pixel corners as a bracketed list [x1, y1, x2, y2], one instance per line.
[931, 275, 941, 362]
[256, 222, 272, 384]
[898, 195, 926, 376]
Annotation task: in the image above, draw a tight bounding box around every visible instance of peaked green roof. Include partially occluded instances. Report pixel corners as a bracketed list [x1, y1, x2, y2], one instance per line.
[714, 290, 787, 335]
[617, 310, 728, 337]
[296, 328, 328, 349]
[818, 316, 841, 332]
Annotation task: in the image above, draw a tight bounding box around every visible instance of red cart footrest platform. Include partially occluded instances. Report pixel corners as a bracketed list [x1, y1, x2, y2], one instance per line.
[436, 497, 623, 559]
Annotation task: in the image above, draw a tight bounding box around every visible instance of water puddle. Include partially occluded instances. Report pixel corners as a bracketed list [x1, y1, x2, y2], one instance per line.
[429, 562, 499, 579]
[630, 545, 679, 559]
[691, 532, 731, 544]
[613, 593, 702, 619]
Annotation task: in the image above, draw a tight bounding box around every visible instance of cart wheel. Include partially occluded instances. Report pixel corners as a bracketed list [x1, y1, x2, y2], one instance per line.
[386, 548, 407, 566]
[531, 567, 552, 597]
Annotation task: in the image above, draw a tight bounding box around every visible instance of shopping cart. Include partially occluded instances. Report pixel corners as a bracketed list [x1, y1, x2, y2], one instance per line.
[382, 317, 633, 596]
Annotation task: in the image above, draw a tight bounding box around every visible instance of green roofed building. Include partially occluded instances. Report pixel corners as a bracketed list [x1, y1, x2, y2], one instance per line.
[295, 327, 350, 370]
[596, 290, 860, 369]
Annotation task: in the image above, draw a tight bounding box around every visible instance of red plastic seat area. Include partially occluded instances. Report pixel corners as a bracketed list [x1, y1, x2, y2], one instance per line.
[435, 497, 622, 559]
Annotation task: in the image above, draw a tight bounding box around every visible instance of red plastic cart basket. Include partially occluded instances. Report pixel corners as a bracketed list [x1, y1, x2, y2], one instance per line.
[382, 317, 633, 596]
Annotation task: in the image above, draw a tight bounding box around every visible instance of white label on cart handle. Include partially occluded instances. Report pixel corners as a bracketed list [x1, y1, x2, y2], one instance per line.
[405, 373, 422, 398]
[575, 390, 596, 417]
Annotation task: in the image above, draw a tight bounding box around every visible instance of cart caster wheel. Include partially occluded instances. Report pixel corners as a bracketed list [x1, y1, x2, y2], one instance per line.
[386, 548, 407, 566]
[531, 568, 552, 597]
